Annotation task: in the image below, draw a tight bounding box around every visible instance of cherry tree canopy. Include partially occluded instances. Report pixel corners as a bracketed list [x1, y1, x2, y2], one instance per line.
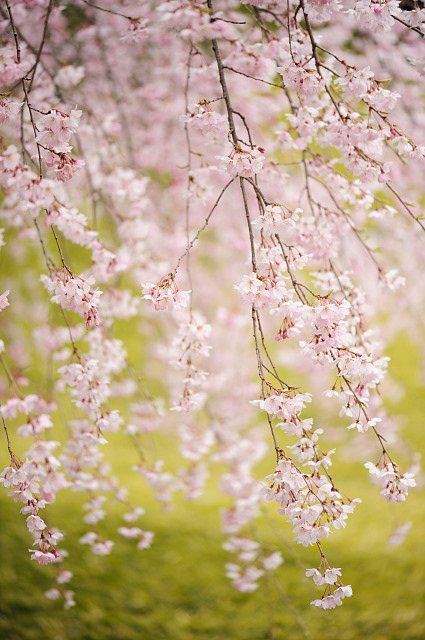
[0, 0, 424, 611]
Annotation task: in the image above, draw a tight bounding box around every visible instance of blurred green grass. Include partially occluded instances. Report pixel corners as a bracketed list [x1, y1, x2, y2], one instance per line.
[1, 484, 425, 640]
[0, 333, 424, 640]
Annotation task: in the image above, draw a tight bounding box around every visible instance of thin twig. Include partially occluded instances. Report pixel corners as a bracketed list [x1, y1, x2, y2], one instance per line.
[172, 179, 235, 275]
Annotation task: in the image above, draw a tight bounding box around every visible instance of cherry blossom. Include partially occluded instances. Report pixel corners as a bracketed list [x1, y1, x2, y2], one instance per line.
[36, 108, 82, 154]
[218, 146, 265, 178]
[0, 99, 22, 124]
[0, 290, 10, 312]
[365, 461, 416, 502]
[41, 271, 102, 329]
[141, 275, 191, 311]
[0, 0, 422, 613]
[181, 101, 228, 136]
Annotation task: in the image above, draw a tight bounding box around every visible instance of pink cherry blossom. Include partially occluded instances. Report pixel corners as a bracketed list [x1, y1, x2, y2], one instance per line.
[0, 0, 422, 612]
[141, 275, 191, 311]
[0, 290, 10, 312]
[41, 271, 102, 329]
[0, 99, 22, 123]
[218, 146, 265, 178]
[29, 550, 57, 565]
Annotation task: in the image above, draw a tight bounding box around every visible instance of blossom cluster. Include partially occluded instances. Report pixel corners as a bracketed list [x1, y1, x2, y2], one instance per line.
[224, 537, 283, 592]
[219, 146, 265, 178]
[365, 461, 416, 502]
[36, 108, 85, 181]
[41, 271, 102, 329]
[257, 388, 360, 547]
[181, 101, 228, 137]
[169, 312, 212, 412]
[141, 275, 191, 311]
[0, 452, 73, 608]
